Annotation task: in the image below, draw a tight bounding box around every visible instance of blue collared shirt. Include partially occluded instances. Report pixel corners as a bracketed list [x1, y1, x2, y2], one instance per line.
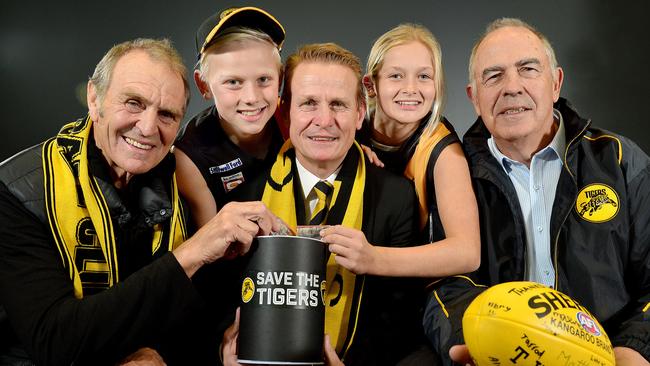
[487, 110, 566, 287]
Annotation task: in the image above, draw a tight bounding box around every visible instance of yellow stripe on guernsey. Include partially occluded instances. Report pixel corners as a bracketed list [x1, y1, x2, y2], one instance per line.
[263, 140, 365, 357]
[42, 116, 187, 298]
[404, 122, 452, 230]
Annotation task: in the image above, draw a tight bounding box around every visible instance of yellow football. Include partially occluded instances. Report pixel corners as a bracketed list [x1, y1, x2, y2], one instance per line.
[463, 281, 615, 366]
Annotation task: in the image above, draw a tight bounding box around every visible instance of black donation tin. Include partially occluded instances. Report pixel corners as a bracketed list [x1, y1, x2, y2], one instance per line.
[238, 235, 327, 365]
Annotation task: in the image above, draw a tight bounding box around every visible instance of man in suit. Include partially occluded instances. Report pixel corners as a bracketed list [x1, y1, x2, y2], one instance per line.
[223, 43, 424, 366]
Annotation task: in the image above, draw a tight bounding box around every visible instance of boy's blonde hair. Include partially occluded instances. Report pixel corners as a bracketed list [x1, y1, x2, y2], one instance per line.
[197, 26, 282, 79]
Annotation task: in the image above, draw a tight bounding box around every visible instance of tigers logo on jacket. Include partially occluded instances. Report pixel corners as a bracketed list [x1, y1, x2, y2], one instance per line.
[575, 183, 619, 223]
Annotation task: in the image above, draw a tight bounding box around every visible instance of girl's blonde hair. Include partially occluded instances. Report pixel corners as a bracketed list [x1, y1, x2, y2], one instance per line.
[366, 23, 444, 136]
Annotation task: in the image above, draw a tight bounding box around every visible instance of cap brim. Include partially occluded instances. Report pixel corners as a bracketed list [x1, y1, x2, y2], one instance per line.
[200, 7, 285, 55]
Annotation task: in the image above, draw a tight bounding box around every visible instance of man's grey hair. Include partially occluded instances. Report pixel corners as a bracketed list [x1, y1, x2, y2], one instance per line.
[89, 38, 190, 110]
[468, 18, 559, 88]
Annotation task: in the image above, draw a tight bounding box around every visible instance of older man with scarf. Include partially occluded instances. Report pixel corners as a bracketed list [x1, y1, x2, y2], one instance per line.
[0, 38, 280, 365]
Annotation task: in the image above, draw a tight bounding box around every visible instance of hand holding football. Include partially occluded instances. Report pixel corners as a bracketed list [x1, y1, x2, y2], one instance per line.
[463, 281, 615, 366]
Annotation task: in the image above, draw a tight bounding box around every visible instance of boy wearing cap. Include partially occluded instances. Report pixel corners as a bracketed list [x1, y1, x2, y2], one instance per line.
[173, 7, 289, 358]
[174, 6, 286, 228]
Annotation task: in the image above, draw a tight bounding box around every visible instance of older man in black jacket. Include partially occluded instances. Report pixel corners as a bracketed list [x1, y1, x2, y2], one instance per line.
[0, 38, 280, 366]
[424, 18, 650, 366]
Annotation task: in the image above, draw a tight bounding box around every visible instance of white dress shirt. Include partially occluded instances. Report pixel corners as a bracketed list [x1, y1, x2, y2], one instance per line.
[294, 159, 339, 219]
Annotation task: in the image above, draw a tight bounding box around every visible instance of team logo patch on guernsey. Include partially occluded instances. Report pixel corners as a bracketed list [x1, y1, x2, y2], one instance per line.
[242, 277, 255, 303]
[221, 172, 245, 192]
[575, 183, 619, 223]
[209, 158, 243, 174]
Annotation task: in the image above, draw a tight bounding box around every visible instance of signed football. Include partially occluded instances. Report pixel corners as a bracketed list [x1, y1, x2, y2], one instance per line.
[463, 281, 615, 366]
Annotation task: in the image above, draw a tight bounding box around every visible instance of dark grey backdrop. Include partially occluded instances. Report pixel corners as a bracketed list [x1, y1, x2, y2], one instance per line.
[2, 0, 648, 161]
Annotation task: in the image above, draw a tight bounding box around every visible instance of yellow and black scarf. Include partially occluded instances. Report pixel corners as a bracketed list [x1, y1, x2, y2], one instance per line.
[42, 116, 187, 298]
[262, 140, 365, 358]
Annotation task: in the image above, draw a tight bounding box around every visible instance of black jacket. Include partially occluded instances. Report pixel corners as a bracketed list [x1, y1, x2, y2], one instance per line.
[423, 98, 650, 363]
[0, 138, 219, 365]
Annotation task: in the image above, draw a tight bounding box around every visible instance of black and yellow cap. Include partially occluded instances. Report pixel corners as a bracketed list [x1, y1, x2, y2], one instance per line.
[195, 6, 285, 59]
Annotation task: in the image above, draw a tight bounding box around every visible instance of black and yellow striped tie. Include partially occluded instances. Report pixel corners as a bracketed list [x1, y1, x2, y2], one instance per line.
[310, 180, 334, 225]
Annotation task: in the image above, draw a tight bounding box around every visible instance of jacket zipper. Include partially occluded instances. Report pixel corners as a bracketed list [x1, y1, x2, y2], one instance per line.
[553, 119, 590, 289]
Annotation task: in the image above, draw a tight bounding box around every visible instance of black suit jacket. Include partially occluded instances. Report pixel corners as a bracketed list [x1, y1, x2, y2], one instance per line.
[198, 147, 423, 365]
[336, 158, 425, 366]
